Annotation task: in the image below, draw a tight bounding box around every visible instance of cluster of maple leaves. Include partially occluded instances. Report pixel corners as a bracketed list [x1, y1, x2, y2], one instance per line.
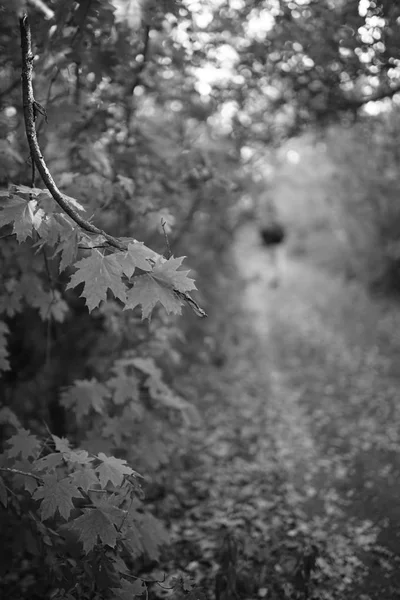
[0, 404, 169, 599]
[0, 183, 202, 598]
[0, 336, 197, 599]
[0, 185, 196, 322]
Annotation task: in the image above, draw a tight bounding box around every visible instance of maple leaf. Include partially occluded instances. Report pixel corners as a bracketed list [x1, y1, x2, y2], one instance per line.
[116, 174, 135, 196]
[81, 434, 114, 456]
[122, 519, 144, 558]
[18, 274, 54, 319]
[7, 428, 40, 459]
[107, 374, 139, 405]
[68, 508, 117, 553]
[125, 273, 183, 319]
[96, 453, 139, 487]
[60, 379, 110, 422]
[34, 453, 64, 472]
[152, 257, 196, 293]
[94, 497, 127, 522]
[69, 467, 99, 492]
[110, 554, 129, 575]
[101, 417, 125, 446]
[33, 475, 82, 521]
[0, 278, 23, 317]
[13, 273, 68, 322]
[131, 357, 198, 422]
[64, 449, 93, 464]
[111, 578, 145, 600]
[114, 242, 154, 277]
[101, 406, 142, 446]
[0, 320, 10, 372]
[182, 575, 196, 592]
[124, 257, 196, 319]
[67, 251, 127, 311]
[0, 195, 42, 242]
[131, 357, 161, 377]
[52, 224, 79, 272]
[0, 407, 20, 428]
[52, 435, 71, 453]
[10, 184, 48, 198]
[12, 183, 85, 214]
[47, 291, 69, 322]
[139, 513, 169, 561]
[34, 213, 62, 247]
[111, 356, 143, 376]
[138, 438, 169, 470]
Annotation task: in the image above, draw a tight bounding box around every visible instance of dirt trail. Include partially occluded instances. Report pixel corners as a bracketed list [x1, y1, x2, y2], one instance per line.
[233, 225, 400, 599]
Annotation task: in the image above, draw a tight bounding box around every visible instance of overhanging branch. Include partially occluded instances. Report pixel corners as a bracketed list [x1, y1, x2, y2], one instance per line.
[19, 13, 206, 318]
[19, 15, 122, 249]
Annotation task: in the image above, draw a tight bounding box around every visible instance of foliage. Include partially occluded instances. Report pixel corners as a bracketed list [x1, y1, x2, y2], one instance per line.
[0, 185, 198, 318]
[0, 1, 245, 598]
[0, 173, 203, 596]
[0, 408, 170, 600]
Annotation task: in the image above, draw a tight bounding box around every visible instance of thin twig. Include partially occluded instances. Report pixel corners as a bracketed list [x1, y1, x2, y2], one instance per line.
[78, 244, 109, 250]
[0, 466, 43, 483]
[161, 219, 171, 259]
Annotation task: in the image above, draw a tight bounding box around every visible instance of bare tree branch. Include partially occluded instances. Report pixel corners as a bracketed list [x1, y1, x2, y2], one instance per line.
[0, 466, 43, 483]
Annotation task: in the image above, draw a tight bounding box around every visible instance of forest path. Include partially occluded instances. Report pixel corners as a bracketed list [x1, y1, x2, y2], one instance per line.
[233, 224, 400, 599]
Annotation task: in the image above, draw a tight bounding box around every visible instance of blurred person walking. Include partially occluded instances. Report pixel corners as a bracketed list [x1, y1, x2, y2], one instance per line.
[258, 200, 286, 288]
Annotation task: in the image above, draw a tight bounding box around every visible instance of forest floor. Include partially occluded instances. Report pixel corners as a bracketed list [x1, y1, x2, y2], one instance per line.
[146, 224, 400, 600]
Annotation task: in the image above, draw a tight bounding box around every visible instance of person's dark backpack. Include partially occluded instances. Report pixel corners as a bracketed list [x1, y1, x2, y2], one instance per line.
[259, 222, 286, 247]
